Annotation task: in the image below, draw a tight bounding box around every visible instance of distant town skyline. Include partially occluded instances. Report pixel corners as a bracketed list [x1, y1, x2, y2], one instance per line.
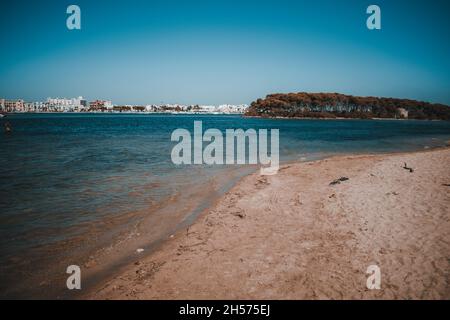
[1, 0, 450, 105]
[0, 95, 249, 107]
[0, 95, 249, 114]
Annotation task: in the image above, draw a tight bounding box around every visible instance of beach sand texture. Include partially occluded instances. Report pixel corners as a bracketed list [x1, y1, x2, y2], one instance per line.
[89, 148, 450, 299]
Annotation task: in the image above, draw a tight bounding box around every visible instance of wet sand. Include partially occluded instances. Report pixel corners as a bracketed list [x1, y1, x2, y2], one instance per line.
[88, 148, 450, 299]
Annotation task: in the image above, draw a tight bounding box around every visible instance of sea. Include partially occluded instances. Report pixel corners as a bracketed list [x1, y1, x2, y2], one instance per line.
[1, 113, 449, 298]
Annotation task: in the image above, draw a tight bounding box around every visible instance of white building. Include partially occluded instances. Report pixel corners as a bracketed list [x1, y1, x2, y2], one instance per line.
[217, 104, 248, 114]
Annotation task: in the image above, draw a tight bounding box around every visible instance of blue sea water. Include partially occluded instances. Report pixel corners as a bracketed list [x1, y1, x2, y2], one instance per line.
[0, 113, 449, 298]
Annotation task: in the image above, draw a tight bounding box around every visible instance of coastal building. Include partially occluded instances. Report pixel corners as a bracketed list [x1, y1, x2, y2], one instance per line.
[397, 108, 409, 119]
[89, 100, 113, 110]
[79, 98, 87, 107]
[45, 96, 88, 112]
[47, 97, 73, 107]
[2, 99, 25, 112]
[145, 105, 157, 112]
[25, 101, 47, 112]
[197, 105, 217, 113]
[217, 104, 249, 114]
[71, 96, 87, 108]
[89, 100, 103, 110]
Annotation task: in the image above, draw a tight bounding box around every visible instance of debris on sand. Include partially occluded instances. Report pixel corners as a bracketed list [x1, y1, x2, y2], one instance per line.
[386, 191, 399, 196]
[329, 177, 349, 186]
[402, 163, 414, 173]
[232, 210, 246, 219]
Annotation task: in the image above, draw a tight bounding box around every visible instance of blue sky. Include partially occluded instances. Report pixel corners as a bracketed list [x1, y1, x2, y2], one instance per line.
[1, 0, 449, 105]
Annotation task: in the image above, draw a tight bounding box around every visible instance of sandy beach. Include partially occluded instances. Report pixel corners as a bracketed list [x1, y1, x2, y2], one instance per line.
[88, 148, 450, 300]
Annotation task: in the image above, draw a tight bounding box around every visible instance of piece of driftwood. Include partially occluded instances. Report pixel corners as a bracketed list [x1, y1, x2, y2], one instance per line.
[329, 177, 349, 186]
[403, 163, 414, 173]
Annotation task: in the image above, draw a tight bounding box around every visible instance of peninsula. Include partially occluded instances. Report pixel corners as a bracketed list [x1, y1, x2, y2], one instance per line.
[245, 92, 450, 120]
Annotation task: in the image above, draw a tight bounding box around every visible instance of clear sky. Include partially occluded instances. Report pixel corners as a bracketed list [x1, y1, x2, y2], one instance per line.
[1, 0, 449, 105]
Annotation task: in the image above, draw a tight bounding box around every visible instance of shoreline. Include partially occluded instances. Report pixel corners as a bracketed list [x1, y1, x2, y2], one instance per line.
[3, 113, 448, 121]
[244, 115, 446, 121]
[86, 147, 450, 299]
[0, 164, 256, 299]
[62, 165, 257, 300]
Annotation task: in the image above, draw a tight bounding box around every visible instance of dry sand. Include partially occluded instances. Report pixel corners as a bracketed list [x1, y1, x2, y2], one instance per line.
[88, 148, 450, 299]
